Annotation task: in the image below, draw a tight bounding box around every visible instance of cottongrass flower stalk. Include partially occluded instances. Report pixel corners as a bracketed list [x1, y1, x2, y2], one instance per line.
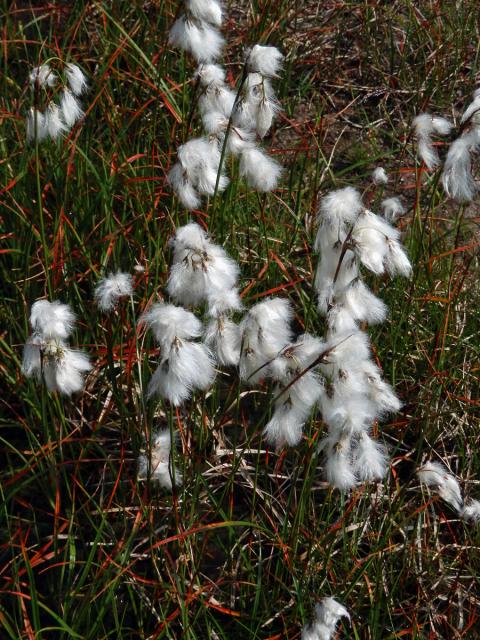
[22, 300, 92, 395]
[26, 61, 87, 143]
[302, 597, 349, 640]
[142, 302, 216, 405]
[168, 1, 284, 208]
[417, 460, 480, 524]
[314, 187, 411, 331]
[312, 186, 411, 489]
[94, 271, 134, 312]
[138, 429, 182, 489]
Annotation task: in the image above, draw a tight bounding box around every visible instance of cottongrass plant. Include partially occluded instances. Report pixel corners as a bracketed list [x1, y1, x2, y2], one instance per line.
[312, 186, 410, 489]
[151, 191, 409, 491]
[417, 460, 480, 524]
[22, 300, 92, 395]
[413, 87, 480, 202]
[168, 2, 283, 208]
[26, 61, 87, 143]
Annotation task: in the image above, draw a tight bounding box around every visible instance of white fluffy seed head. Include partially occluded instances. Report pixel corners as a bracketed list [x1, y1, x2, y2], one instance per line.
[264, 404, 305, 449]
[441, 130, 479, 202]
[413, 112, 435, 138]
[186, 0, 223, 26]
[246, 44, 284, 77]
[239, 146, 282, 191]
[167, 223, 240, 308]
[142, 303, 203, 346]
[432, 116, 454, 136]
[21, 332, 44, 379]
[239, 297, 293, 382]
[169, 17, 224, 63]
[65, 63, 88, 96]
[177, 136, 229, 195]
[353, 433, 388, 482]
[60, 88, 84, 127]
[168, 163, 201, 209]
[381, 197, 405, 222]
[413, 113, 452, 170]
[137, 429, 182, 489]
[146, 340, 216, 405]
[207, 288, 243, 317]
[460, 90, 480, 125]
[94, 272, 133, 312]
[45, 102, 68, 140]
[42, 346, 92, 395]
[196, 63, 226, 86]
[26, 108, 48, 143]
[30, 300, 76, 340]
[372, 167, 388, 185]
[204, 317, 241, 366]
[417, 461, 463, 511]
[323, 436, 357, 491]
[318, 186, 363, 230]
[29, 64, 57, 88]
[461, 499, 480, 523]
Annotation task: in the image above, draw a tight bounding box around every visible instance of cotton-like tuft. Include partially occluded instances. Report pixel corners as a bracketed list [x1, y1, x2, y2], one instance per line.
[138, 429, 182, 489]
[322, 436, 357, 491]
[94, 272, 133, 312]
[372, 167, 388, 185]
[239, 146, 282, 191]
[239, 297, 293, 383]
[29, 64, 57, 88]
[65, 63, 88, 96]
[167, 223, 240, 308]
[26, 108, 48, 142]
[45, 102, 68, 140]
[247, 44, 284, 77]
[413, 113, 453, 170]
[204, 317, 241, 366]
[60, 89, 84, 127]
[146, 339, 216, 405]
[460, 89, 480, 125]
[441, 130, 479, 202]
[317, 186, 363, 231]
[30, 300, 76, 340]
[169, 16, 224, 63]
[302, 597, 349, 640]
[417, 461, 463, 511]
[381, 197, 405, 222]
[42, 345, 92, 395]
[187, 0, 222, 27]
[461, 499, 480, 523]
[142, 303, 203, 346]
[353, 433, 388, 481]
